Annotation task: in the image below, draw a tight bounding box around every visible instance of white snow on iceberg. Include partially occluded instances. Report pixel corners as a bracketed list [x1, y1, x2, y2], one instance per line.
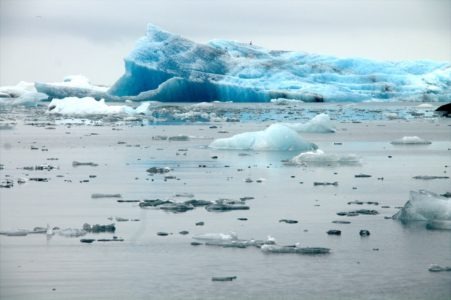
[290, 149, 359, 166]
[391, 136, 432, 145]
[283, 113, 335, 133]
[209, 124, 317, 151]
[47, 97, 134, 115]
[392, 190, 451, 223]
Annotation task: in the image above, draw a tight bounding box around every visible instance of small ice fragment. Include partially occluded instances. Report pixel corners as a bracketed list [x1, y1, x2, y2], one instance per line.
[391, 136, 431, 145]
[91, 193, 122, 198]
[212, 276, 237, 282]
[290, 149, 359, 167]
[72, 161, 98, 167]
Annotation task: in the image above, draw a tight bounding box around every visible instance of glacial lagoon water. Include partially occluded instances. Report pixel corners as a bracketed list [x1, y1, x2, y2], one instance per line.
[0, 102, 450, 299]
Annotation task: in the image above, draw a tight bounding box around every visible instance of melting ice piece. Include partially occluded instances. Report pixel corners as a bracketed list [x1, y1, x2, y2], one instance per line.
[47, 97, 135, 115]
[209, 124, 317, 151]
[391, 136, 432, 145]
[290, 149, 359, 166]
[283, 114, 336, 133]
[261, 244, 330, 254]
[392, 190, 451, 223]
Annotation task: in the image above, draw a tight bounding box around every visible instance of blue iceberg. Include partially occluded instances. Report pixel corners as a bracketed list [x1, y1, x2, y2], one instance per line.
[38, 24, 451, 102]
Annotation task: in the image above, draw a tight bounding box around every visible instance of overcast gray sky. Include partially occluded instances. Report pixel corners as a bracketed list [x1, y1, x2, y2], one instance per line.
[1, 0, 450, 86]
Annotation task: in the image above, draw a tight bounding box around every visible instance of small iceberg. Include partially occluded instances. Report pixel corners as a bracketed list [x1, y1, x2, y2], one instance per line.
[290, 149, 360, 167]
[209, 124, 317, 151]
[283, 113, 336, 133]
[392, 190, 451, 227]
[391, 136, 432, 145]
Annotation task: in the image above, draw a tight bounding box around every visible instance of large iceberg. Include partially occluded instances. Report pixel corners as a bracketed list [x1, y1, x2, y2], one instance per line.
[38, 24, 450, 102]
[209, 124, 317, 151]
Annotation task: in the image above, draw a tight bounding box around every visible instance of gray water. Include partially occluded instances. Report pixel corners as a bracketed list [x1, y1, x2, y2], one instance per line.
[1, 103, 450, 299]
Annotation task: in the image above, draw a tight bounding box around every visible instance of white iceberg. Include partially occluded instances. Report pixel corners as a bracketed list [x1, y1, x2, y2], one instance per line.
[391, 136, 432, 145]
[209, 124, 318, 151]
[283, 113, 335, 133]
[290, 149, 360, 166]
[47, 97, 135, 115]
[392, 190, 451, 223]
[0, 81, 48, 106]
[35, 75, 109, 100]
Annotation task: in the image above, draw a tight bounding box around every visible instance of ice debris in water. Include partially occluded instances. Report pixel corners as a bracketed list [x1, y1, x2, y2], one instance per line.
[391, 136, 432, 145]
[283, 113, 335, 133]
[35, 23, 449, 102]
[290, 149, 360, 166]
[47, 97, 135, 115]
[209, 124, 317, 151]
[392, 190, 451, 228]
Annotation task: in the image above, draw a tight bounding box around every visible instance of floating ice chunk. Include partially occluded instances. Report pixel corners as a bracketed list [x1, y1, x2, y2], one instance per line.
[416, 103, 434, 109]
[270, 98, 304, 105]
[290, 149, 359, 166]
[283, 114, 335, 133]
[192, 232, 238, 242]
[0, 81, 36, 98]
[428, 264, 451, 272]
[392, 190, 451, 223]
[35, 75, 109, 100]
[261, 244, 330, 254]
[47, 97, 135, 115]
[209, 124, 317, 151]
[391, 136, 432, 145]
[0, 229, 29, 236]
[135, 101, 151, 114]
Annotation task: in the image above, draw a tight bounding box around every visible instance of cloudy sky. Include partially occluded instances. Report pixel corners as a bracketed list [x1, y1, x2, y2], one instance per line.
[1, 0, 450, 86]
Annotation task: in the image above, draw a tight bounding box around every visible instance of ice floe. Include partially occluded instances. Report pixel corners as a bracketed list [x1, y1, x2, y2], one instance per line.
[290, 149, 359, 166]
[209, 124, 317, 151]
[391, 136, 432, 145]
[392, 190, 451, 227]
